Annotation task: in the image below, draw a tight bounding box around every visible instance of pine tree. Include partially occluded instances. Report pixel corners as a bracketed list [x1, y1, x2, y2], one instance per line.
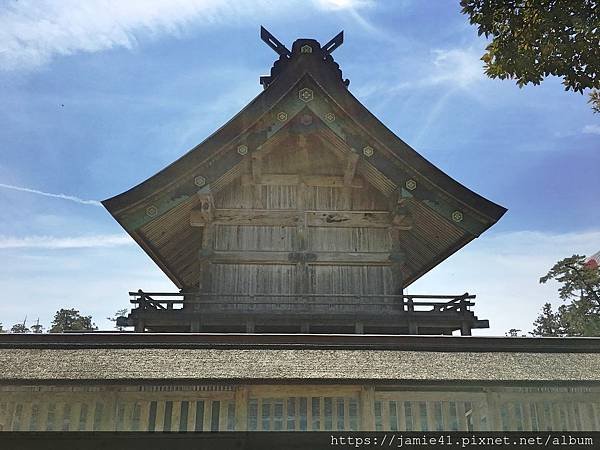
[532, 255, 600, 336]
[49, 309, 97, 333]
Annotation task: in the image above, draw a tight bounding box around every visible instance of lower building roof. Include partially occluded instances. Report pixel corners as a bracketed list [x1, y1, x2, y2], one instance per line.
[1, 334, 599, 384]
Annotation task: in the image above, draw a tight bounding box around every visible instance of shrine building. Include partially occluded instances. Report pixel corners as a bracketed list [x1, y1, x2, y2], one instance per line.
[1, 29, 599, 433]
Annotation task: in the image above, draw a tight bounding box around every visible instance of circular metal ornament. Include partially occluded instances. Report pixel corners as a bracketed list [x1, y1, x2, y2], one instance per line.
[237, 145, 248, 156]
[405, 179, 417, 191]
[452, 211, 464, 223]
[298, 88, 314, 103]
[324, 112, 335, 122]
[194, 175, 207, 187]
[276, 111, 288, 122]
[301, 44, 313, 54]
[362, 146, 374, 157]
[146, 205, 158, 217]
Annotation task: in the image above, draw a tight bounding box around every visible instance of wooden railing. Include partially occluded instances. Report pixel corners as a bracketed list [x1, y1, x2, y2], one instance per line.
[129, 290, 475, 315]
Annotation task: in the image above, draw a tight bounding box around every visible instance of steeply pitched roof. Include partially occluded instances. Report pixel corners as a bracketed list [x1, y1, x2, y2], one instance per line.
[102, 35, 506, 289]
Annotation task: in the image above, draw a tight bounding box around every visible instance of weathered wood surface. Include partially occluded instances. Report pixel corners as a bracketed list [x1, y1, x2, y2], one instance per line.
[191, 209, 392, 228]
[190, 138, 403, 300]
[209, 250, 394, 264]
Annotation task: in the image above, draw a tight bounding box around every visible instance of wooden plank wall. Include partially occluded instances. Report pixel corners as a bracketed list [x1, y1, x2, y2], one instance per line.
[208, 139, 397, 297]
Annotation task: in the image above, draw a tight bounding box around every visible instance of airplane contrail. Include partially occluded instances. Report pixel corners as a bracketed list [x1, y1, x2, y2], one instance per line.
[0, 183, 102, 206]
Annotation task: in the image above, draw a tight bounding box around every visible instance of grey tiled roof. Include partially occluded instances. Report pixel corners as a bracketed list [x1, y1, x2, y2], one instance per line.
[1, 348, 599, 382]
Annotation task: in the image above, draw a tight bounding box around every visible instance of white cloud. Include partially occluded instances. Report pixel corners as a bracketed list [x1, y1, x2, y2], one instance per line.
[0, 182, 102, 206]
[354, 46, 486, 104]
[0, 0, 371, 72]
[582, 124, 600, 135]
[429, 47, 485, 88]
[313, 0, 374, 10]
[0, 234, 133, 249]
[410, 229, 600, 336]
[0, 245, 173, 331]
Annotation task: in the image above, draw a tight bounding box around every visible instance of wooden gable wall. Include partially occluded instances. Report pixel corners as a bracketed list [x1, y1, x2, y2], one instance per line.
[204, 133, 400, 298]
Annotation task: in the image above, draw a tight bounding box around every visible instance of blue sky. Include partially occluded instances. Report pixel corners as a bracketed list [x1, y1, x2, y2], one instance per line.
[0, 0, 598, 335]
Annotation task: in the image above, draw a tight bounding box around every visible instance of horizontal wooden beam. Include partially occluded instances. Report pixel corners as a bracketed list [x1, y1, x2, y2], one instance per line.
[191, 209, 394, 228]
[192, 209, 301, 227]
[208, 250, 398, 265]
[306, 211, 391, 228]
[241, 174, 363, 188]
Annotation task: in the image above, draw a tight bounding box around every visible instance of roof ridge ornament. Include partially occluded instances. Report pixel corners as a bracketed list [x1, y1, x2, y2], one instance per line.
[259, 27, 349, 90]
[260, 26, 291, 58]
[321, 31, 344, 55]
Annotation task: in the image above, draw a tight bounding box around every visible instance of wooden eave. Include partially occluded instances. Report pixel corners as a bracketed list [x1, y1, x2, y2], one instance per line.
[102, 52, 506, 288]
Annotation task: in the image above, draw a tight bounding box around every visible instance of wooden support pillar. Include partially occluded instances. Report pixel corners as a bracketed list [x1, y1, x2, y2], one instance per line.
[251, 155, 264, 209]
[295, 180, 309, 301]
[235, 387, 248, 431]
[522, 401, 533, 431]
[190, 320, 201, 332]
[300, 323, 310, 334]
[359, 386, 376, 431]
[342, 152, 359, 209]
[245, 320, 255, 333]
[134, 319, 145, 333]
[191, 190, 215, 296]
[408, 321, 418, 335]
[199, 223, 214, 293]
[461, 322, 472, 336]
[485, 391, 502, 431]
[354, 322, 364, 334]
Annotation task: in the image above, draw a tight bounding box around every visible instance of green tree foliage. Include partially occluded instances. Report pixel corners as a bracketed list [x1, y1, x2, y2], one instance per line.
[107, 308, 129, 331]
[460, 0, 600, 112]
[49, 308, 97, 333]
[30, 320, 44, 334]
[531, 255, 600, 336]
[10, 323, 29, 333]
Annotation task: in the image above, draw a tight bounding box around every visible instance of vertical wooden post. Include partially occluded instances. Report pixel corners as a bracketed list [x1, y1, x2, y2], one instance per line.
[342, 153, 359, 210]
[485, 391, 502, 431]
[251, 155, 264, 209]
[139, 400, 150, 432]
[408, 321, 418, 335]
[102, 392, 117, 431]
[235, 386, 248, 431]
[382, 400, 390, 432]
[199, 223, 214, 293]
[135, 319, 145, 333]
[522, 401, 533, 431]
[69, 402, 80, 432]
[461, 322, 472, 336]
[171, 401, 181, 432]
[359, 386, 375, 431]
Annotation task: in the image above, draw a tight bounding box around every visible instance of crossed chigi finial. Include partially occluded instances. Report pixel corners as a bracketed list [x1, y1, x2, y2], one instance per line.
[260, 26, 344, 58]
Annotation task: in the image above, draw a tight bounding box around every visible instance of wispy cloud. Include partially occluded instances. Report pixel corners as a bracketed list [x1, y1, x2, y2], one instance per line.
[313, 0, 374, 10]
[582, 124, 600, 135]
[0, 234, 132, 249]
[429, 47, 485, 88]
[0, 183, 101, 206]
[0, 0, 371, 72]
[354, 46, 485, 103]
[411, 87, 457, 146]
